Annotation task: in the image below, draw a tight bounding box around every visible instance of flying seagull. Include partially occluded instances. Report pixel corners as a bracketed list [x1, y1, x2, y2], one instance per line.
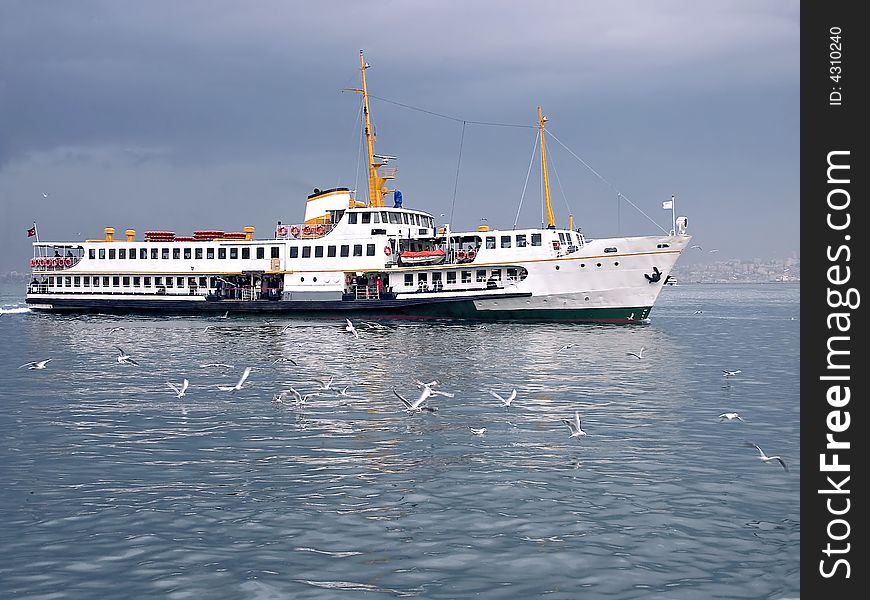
[220, 311, 229, 319]
[217, 367, 251, 392]
[626, 346, 645, 359]
[718, 412, 744, 422]
[394, 390, 437, 413]
[708, 249, 720, 253]
[490, 389, 517, 407]
[562, 412, 587, 438]
[115, 347, 139, 365]
[200, 363, 234, 369]
[313, 376, 336, 392]
[722, 369, 742, 377]
[345, 318, 360, 339]
[19, 359, 52, 370]
[415, 379, 454, 398]
[746, 442, 788, 471]
[272, 357, 298, 366]
[693, 310, 703, 315]
[690, 244, 703, 251]
[108, 327, 125, 333]
[166, 379, 189, 398]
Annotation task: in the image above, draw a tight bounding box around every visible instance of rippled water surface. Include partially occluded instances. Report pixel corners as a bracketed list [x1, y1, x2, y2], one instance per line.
[0, 283, 800, 599]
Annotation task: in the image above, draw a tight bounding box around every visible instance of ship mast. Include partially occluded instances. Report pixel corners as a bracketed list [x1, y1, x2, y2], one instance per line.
[538, 106, 556, 229]
[356, 50, 394, 208]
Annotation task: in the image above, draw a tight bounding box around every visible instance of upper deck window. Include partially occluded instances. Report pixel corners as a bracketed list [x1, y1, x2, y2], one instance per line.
[151, 248, 158, 259]
[402, 213, 409, 225]
[99, 248, 106, 259]
[340, 245, 349, 257]
[129, 248, 136, 260]
[388, 213, 400, 224]
[531, 233, 542, 246]
[241, 247, 250, 259]
[486, 237, 496, 250]
[327, 245, 336, 258]
[501, 236, 511, 249]
[162, 248, 170, 260]
[184, 248, 192, 260]
[109, 248, 116, 260]
[302, 247, 311, 258]
[314, 246, 324, 258]
[195, 248, 203, 259]
[89, 249, 96, 260]
[140, 248, 148, 259]
[119, 248, 126, 259]
[230, 248, 238, 259]
[372, 213, 380, 223]
[207, 248, 215, 259]
[218, 248, 226, 259]
[516, 234, 527, 247]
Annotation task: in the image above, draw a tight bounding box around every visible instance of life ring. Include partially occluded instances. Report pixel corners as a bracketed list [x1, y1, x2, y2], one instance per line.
[384, 246, 392, 256]
[302, 225, 312, 236]
[65, 258, 73, 267]
[277, 225, 288, 237]
[466, 248, 477, 261]
[455, 249, 466, 261]
[289, 225, 300, 237]
[315, 224, 325, 235]
[30, 259, 36, 267]
[50, 258, 58, 267]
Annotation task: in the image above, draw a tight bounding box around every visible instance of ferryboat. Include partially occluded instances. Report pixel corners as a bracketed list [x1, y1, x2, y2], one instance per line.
[25, 52, 691, 322]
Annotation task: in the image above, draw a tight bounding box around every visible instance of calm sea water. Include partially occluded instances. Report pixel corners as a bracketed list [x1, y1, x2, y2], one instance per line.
[0, 283, 799, 599]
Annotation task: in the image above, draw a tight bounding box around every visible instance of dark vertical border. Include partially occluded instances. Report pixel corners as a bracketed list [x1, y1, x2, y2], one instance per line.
[802, 3, 866, 597]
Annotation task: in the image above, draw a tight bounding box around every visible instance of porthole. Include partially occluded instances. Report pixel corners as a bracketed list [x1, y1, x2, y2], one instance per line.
[580, 263, 585, 268]
[300, 276, 305, 282]
[596, 263, 602, 267]
[313, 277, 318, 282]
[555, 265, 560, 271]
[614, 262, 619, 266]
[584, 296, 590, 301]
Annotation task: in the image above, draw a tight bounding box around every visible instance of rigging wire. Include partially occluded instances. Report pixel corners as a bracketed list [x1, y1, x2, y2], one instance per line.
[369, 95, 534, 129]
[547, 148, 574, 229]
[544, 128, 669, 234]
[448, 121, 467, 225]
[352, 98, 365, 202]
[514, 131, 540, 230]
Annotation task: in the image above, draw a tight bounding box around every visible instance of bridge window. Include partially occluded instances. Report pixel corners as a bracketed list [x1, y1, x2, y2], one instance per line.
[151, 248, 158, 259]
[155, 277, 163, 286]
[348, 212, 358, 224]
[65, 276, 72, 287]
[88, 249, 95, 259]
[372, 213, 380, 223]
[99, 248, 106, 259]
[388, 213, 400, 224]
[361, 212, 371, 224]
[118, 248, 126, 260]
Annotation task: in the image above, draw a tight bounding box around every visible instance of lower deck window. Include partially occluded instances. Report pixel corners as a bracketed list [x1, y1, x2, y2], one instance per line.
[476, 270, 486, 282]
[461, 271, 471, 284]
[446, 272, 456, 284]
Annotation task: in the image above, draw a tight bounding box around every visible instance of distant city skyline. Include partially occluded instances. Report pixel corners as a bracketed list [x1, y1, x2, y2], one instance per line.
[0, 1, 799, 273]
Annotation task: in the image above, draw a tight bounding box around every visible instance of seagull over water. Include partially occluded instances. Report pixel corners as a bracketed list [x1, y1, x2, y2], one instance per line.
[200, 363, 234, 369]
[220, 311, 229, 319]
[115, 347, 139, 365]
[19, 359, 52, 370]
[218, 367, 251, 392]
[562, 412, 587, 438]
[719, 412, 744, 422]
[313, 376, 336, 392]
[166, 379, 189, 398]
[690, 244, 703, 250]
[394, 390, 437, 413]
[345, 318, 360, 339]
[559, 343, 575, 351]
[723, 369, 742, 377]
[746, 442, 788, 471]
[490, 389, 517, 407]
[415, 379, 454, 398]
[272, 357, 298, 366]
[626, 346, 645, 359]
[469, 427, 487, 436]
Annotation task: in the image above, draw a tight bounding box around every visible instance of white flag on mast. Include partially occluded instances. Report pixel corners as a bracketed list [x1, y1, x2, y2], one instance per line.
[662, 200, 673, 210]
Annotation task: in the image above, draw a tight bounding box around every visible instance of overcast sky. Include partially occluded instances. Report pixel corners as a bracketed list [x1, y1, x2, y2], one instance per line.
[0, 0, 799, 273]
